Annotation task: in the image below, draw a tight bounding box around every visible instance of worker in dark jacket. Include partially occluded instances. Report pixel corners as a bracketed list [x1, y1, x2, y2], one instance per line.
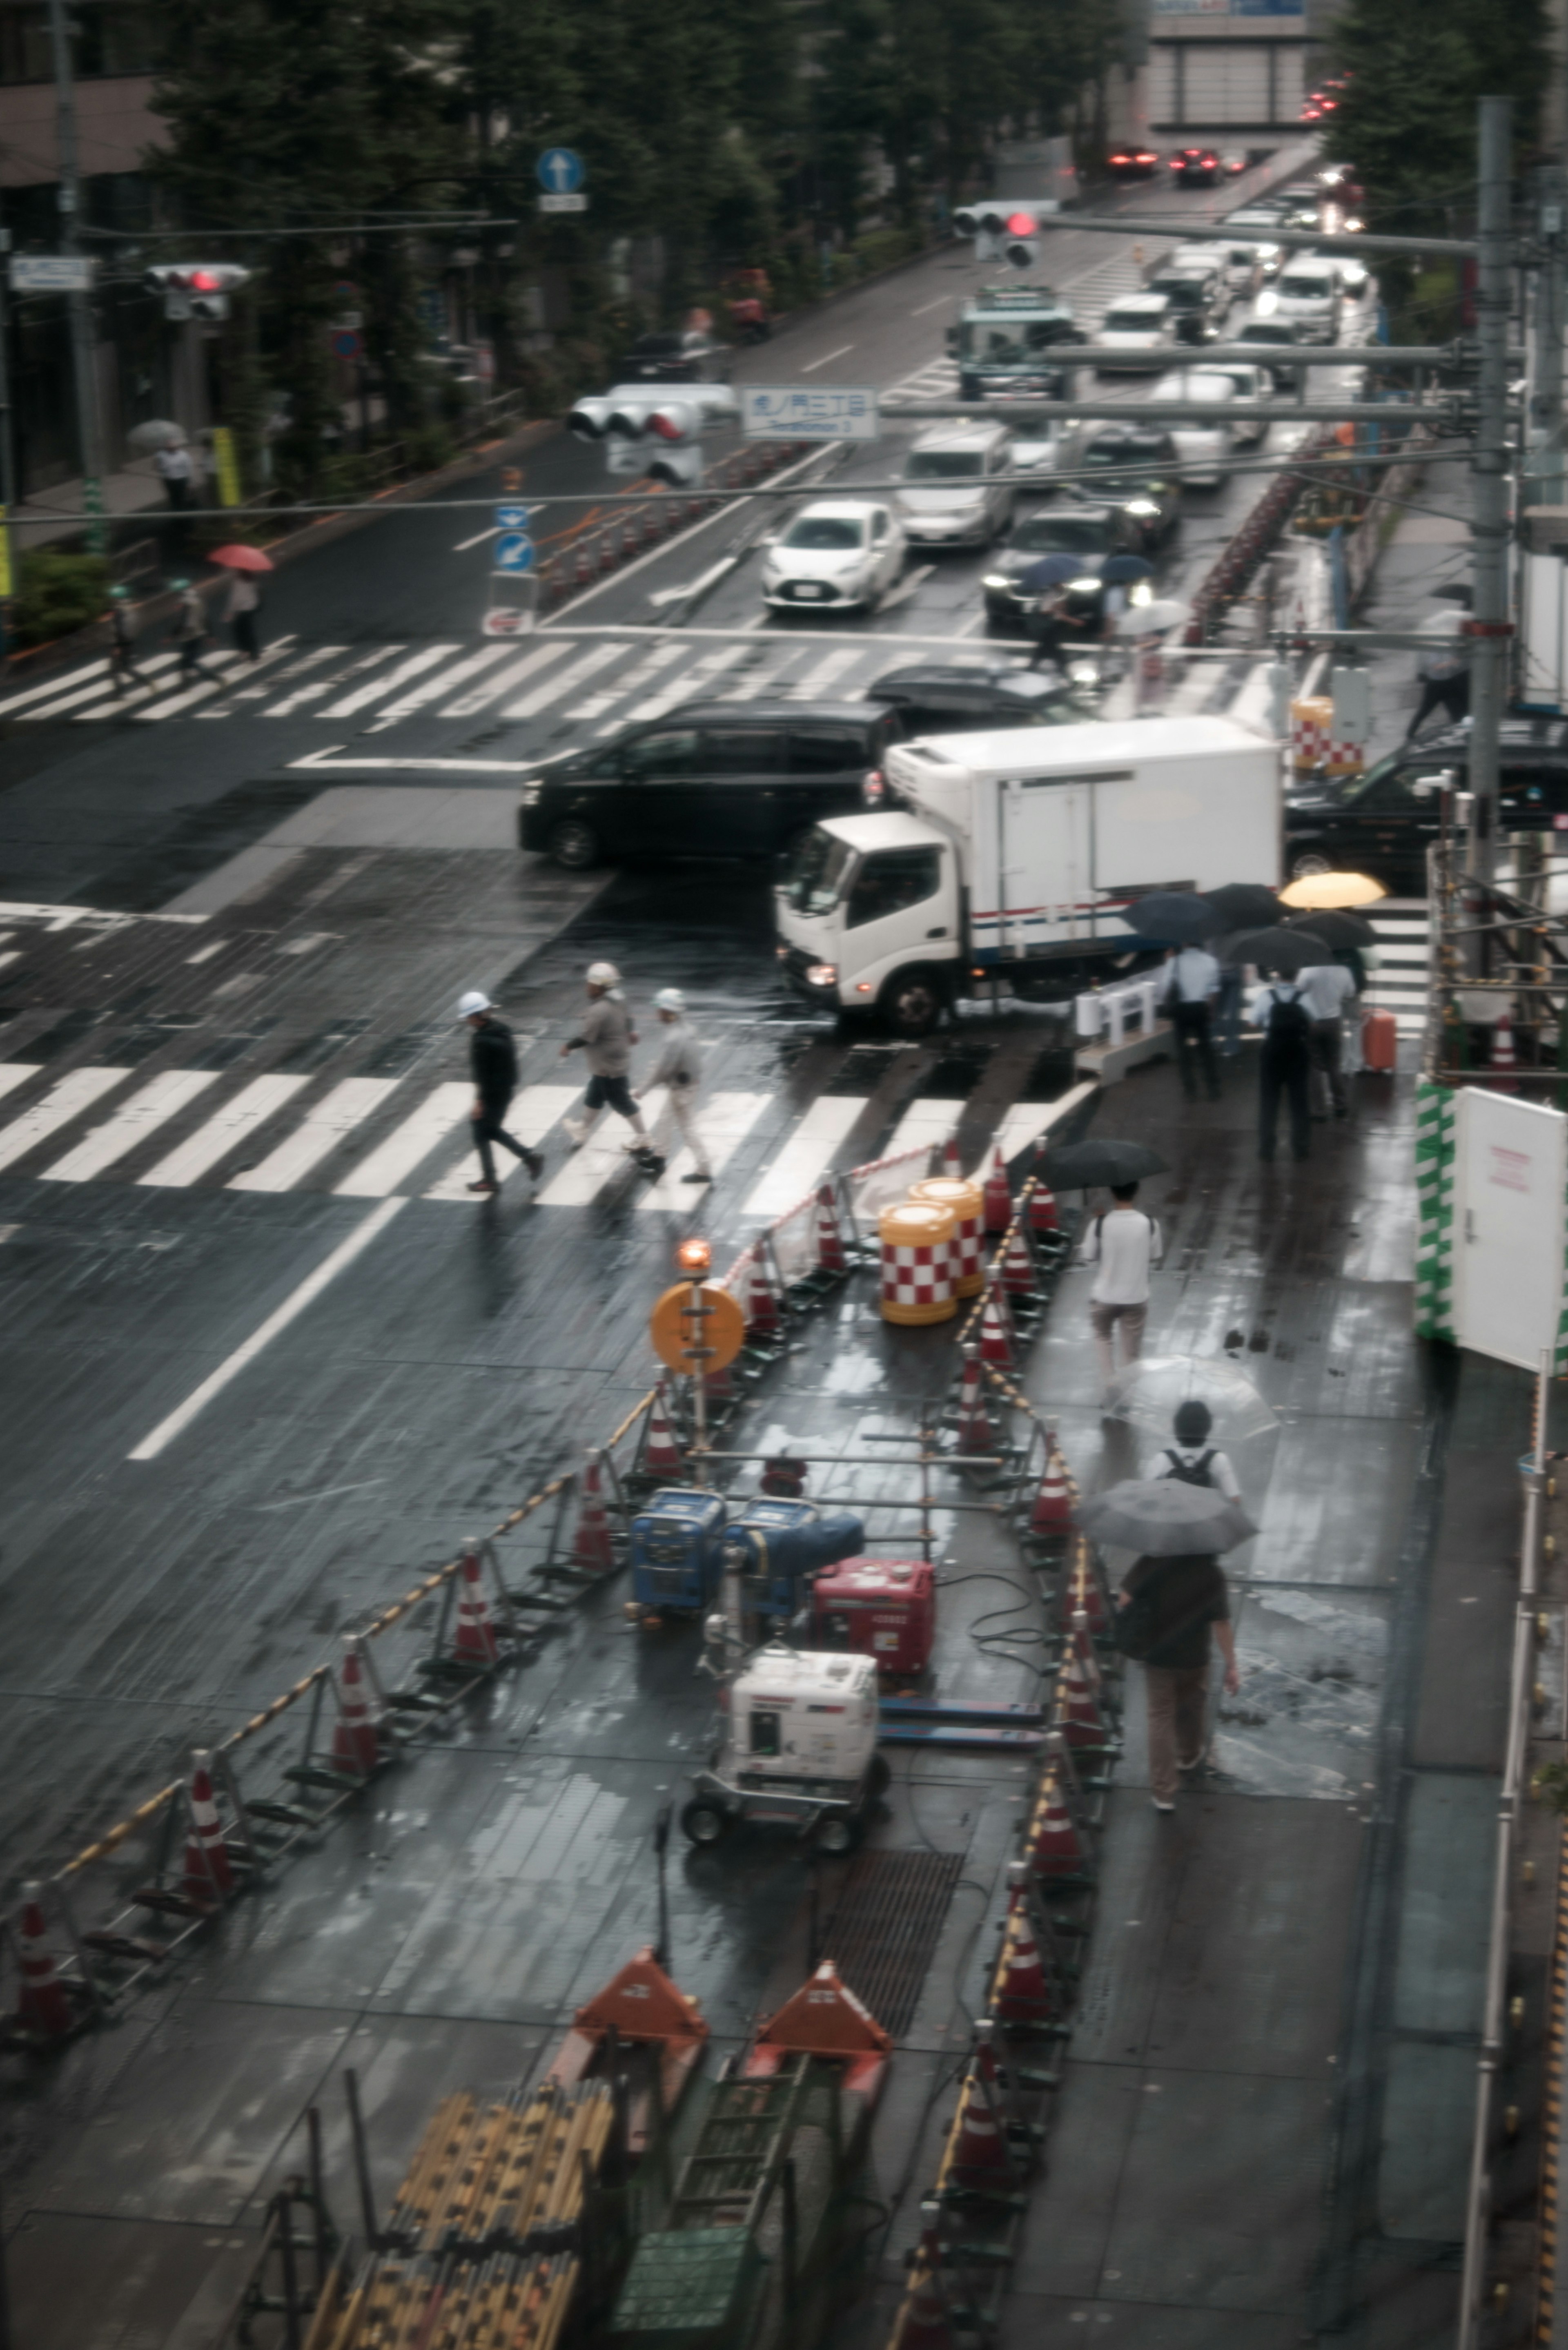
[459, 990, 543, 1195]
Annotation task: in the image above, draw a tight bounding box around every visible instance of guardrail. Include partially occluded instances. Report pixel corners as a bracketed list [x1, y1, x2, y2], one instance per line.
[1456, 1352, 1550, 2350]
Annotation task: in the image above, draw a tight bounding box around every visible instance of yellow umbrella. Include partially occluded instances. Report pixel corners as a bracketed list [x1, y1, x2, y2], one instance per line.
[1278, 870, 1387, 910]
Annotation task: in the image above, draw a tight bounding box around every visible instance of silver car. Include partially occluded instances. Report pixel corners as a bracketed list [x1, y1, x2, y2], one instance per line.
[893, 422, 1017, 548]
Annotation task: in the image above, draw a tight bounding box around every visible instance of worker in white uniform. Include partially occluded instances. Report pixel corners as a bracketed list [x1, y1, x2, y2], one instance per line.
[637, 987, 713, 1183]
[1079, 1180, 1163, 1406]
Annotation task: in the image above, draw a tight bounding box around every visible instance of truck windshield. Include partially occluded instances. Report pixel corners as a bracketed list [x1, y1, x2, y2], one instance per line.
[958, 322, 1062, 361]
[905, 451, 984, 479]
[785, 827, 857, 914]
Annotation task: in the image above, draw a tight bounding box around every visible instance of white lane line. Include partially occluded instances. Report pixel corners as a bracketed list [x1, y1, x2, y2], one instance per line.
[41, 1069, 219, 1182]
[454, 524, 500, 552]
[127, 1199, 409, 1462]
[425, 1084, 582, 1201]
[0, 1066, 129, 1172]
[370, 642, 517, 723]
[227, 1077, 401, 1192]
[26, 651, 183, 721]
[648, 557, 736, 609]
[266, 646, 403, 717]
[132, 654, 253, 723]
[336, 1081, 471, 1197]
[0, 658, 112, 716]
[614, 643, 748, 728]
[139, 1073, 312, 1188]
[287, 753, 535, 775]
[321, 643, 459, 719]
[501, 641, 626, 720]
[990, 1080, 1099, 1166]
[441, 640, 567, 719]
[636, 1090, 771, 1208]
[531, 1088, 669, 1207]
[876, 563, 934, 615]
[881, 1097, 967, 1162]
[0, 1064, 40, 1108]
[800, 345, 855, 374]
[742, 1095, 864, 1219]
[911, 295, 950, 317]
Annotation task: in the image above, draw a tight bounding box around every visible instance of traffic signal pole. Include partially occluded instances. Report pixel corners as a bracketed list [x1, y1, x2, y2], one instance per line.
[1527, 168, 1566, 508]
[46, 0, 105, 556]
[1469, 96, 1514, 894]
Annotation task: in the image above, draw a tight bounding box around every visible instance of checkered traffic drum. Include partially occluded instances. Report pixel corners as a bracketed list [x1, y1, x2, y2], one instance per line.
[908, 1176, 984, 1298]
[879, 1201, 958, 1327]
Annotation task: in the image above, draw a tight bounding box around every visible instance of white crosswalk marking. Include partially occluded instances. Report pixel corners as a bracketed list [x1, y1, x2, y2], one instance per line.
[532, 1088, 669, 1207]
[40, 1068, 219, 1182]
[742, 1095, 864, 1219]
[617, 643, 748, 728]
[192, 639, 300, 718]
[441, 640, 567, 718]
[232, 645, 348, 703]
[0, 659, 113, 717]
[425, 1084, 581, 1200]
[27, 651, 183, 721]
[227, 1077, 400, 1192]
[569, 641, 687, 724]
[637, 1090, 771, 1208]
[138, 1072, 312, 1188]
[0, 1066, 128, 1173]
[335, 1081, 472, 1197]
[372, 644, 517, 722]
[0, 1064, 41, 1110]
[881, 1097, 966, 1162]
[266, 646, 403, 718]
[790, 647, 864, 700]
[321, 644, 460, 719]
[133, 653, 253, 723]
[502, 641, 626, 720]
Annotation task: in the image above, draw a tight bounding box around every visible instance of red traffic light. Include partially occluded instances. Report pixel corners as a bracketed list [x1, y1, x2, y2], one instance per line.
[190, 270, 222, 292]
[1005, 212, 1036, 238]
[647, 406, 691, 442]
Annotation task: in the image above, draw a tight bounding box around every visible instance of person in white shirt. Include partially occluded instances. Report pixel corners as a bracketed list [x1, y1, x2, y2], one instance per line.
[1079, 1180, 1163, 1404]
[1144, 1398, 1243, 1500]
[1160, 944, 1222, 1102]
[636, 987, 712, 1182]
[154, 438, 193, 510]
[1296, 962, 1356, 1120]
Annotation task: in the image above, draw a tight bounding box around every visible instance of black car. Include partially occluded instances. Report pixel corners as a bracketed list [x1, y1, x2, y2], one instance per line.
[625, 330, 731, 384]
[1170, 147, 1220, 185]
[1234, 319, 1303, 389]
[866, 662, 1080, 731]
[518, 701, 897, 868]
[1147, 269, 1225, 345]
[1074, 430, 1183, 551]
[1285, 720, 1568, 892]
[980, 504, 1136, 626]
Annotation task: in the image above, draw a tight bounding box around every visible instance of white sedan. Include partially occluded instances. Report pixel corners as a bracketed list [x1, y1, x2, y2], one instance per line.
[761, 500, 906, 614]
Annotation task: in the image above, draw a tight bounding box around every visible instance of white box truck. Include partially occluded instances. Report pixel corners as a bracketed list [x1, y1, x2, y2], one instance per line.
[775, 714, 1279, 1037]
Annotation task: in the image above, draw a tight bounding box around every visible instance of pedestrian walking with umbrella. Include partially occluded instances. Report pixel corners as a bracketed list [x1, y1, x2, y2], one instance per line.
[210, 544, 272, 664]
[1225, 928, 1330, 1162]
[171, 580, 218, 684]
[1078, 1478, 1252, 1812]
[1203, 885, 1280, 1059]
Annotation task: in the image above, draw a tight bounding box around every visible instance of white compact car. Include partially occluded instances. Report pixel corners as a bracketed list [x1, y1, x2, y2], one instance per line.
[1149, 369, 1237, 486]
[1095, 294, 1176, 371]
[761, 500, 907, 613]
[1187, 361, 1271, 446]
[893, 421, 1017, 548]
[1274, 256, 1343, 344]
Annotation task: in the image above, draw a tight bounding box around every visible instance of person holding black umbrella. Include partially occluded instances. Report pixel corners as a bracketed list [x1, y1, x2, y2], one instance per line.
[1226, 928, 1327, 1164]
[1160, 943, 1222, 1101]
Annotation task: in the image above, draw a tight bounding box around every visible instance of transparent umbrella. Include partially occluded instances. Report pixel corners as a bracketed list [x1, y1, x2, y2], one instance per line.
[1077, 1480, 1257, 1556]
[1104, 1354, 1279, 1440]
[127, 419, 184, 453]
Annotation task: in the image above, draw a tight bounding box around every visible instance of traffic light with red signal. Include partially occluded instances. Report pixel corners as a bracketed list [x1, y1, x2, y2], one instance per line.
[143, 264, 253, 322]
[567, 383, 737, 483]
[951, 203, 1050, 268]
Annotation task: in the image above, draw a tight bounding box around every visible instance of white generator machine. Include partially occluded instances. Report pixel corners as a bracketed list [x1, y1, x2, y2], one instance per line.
[682, 1645, 888, 1855]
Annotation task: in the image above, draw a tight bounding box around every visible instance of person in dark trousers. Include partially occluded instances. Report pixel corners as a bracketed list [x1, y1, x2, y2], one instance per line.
[1118, 1546, 1240, 1810]
[1404, 632, 1469, 738]
[459, 990, 544, 1195]
[172, 581, 218, 683]
[1250, 973, 1314, 1162]
[1160, 942, 1222, 1100]
[107, 586, 144, 696]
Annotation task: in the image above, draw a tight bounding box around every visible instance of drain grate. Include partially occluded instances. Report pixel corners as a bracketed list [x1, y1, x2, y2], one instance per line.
[818, 1849, 965, 2040]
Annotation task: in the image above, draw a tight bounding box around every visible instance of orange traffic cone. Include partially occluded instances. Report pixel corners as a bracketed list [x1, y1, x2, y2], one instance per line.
[978, 1287, 1013, 1369]
[182, 1750, 234, 1905]
[1029, 1440, 1073, 1536]
[1000, 1224, 1037, 1300]
[1056, 1632, 1113, 1752]
[745, 1253, 782, 1342]
[572, 1455, 616, 1575]
[332, 1639, 380, 1776]
[1028, 1154, 1060, 1235]
[453, 1547, 501, 1661]
[954, 1348, 993, 1454]
[13, 1886, 73, 2040]
[893, 2203, 956, 2349]
[1490, 1011, 1519, 1095]
[815, 1184, 847, 1275]
[949, 2023, 1015, 2183]
[993, 1877, 1056, 2027]
[1025, 1772, 1094, 1883]
[643, 1384, 684, 1479]
[982, 1148, 1012, 1235]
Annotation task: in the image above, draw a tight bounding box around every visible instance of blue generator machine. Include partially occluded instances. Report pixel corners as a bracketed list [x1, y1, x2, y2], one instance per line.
[630, 1486, 728, 1616]
[723, 1498, 866, 1627]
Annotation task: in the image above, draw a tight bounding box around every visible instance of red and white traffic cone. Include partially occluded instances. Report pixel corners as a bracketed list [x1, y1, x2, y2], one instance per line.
[942, 1132, 962, 1179]
[893, 2203, 956, 2350]
[978, 1285, 1014, 1370]
[1056, 1634, 1112, 1752]
[1028, 1156, 1060, 1235]
[982, 1148, 1012, 1235]
[1490, 1011, 1519, 1095]
[182, 1750, 234, 1905]
[954, 1348, 993, 1454]
[815, 1184, 847, 1275]
[453, 1547, 501, 1661]
[643, 1384, 684, 1479]
[1029, 1440, 1073, 1536]
[1000, 1224, 1038, 1301]
[572, 1455, 616, 1575]
[332, 1639, 380, 1776]
[13, 1886, 73, 2040]
[993, 1874, 1056, 2026]
[949, 2023, 1014, 2181]
[1025, 1772, 1093, 1882]
[745, 1253, 782, 1343]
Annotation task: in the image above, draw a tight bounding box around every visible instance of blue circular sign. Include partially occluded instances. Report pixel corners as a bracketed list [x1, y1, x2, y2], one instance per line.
[332, 330, 361, 360]
[536, 147, 585, 196]
[494, 533, 535, 574]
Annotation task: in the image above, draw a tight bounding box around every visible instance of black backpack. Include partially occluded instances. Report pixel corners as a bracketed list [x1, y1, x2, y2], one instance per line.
[1163, 1447, 1215, 1488]
[1263, 986, 1312, 1059]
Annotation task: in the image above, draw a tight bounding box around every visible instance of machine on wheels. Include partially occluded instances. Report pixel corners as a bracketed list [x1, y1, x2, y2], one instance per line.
[680, 1647, 889, 1856]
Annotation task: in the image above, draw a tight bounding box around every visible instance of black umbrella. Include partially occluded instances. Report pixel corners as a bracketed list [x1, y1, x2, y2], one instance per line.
[1222, 925, 1332, 974]
[1202, 883, 1280, 930]
[1283, 907, 1375, 949]
[1018, 553, 1091, 593]
[1101, 553, 1155, 584]
[1078, 1479, 1257, 1556]
[1127, 890, 1220, 943]
[1040, 1139, 1169, 1190]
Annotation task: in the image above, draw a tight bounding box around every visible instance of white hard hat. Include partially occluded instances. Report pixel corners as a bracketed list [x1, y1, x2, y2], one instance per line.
[654, 987, 685, 1013]
[586, 961, 621, 988]
[457, 990, 492, 1018]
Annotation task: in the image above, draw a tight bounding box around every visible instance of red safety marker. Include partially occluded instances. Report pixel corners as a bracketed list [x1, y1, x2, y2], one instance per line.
[14, 1885, 74, 2040]
[1029, 1440, 1074, 1535]
[893, 2203, 957, 2349]
[1056, 1635, 1111, 1752]
[332, 1639, 380, 1776]
[949, 2023, 1013, 2179]
[815, 1183, 847, 1275]
[982, 1148, 1012, 1235]
[978, 1286, 1014, 1369]
[1026, 1773, 1093, 1881]
[643, 1384, 684, 1478]
[954, 1349, 993, 1454]
[182, 1750, 234, 1904]
[572, 1456, 616, 1575]
[1000, 1224, 1038, 1300]
[745, 1253, 782, 1342]
[993, 1877, 1056, 2025]
[453, 1547, 501, 1660]
[942, 1131, 962, 1179]
[1029, 1157, 1060, 1233]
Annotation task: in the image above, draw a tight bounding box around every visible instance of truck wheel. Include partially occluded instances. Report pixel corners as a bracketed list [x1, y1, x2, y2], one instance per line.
[815, 1811, 864, 1857]
[866, 1752, 892, 1797]
[550, 818, 600, 871]
[680, 1799, 731, 1847]
[880, 967, 945, 1040]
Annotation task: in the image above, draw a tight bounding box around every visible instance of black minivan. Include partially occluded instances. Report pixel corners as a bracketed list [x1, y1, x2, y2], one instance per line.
[518, 700, 899, 868]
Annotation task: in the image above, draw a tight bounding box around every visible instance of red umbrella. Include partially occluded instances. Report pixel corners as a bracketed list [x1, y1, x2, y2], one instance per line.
[208, 544, 274, 573]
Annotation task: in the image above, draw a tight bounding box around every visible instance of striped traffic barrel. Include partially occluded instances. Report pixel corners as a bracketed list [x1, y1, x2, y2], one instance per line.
[908, 1176, 984, 1297]
[879, 1201, 958, 1327]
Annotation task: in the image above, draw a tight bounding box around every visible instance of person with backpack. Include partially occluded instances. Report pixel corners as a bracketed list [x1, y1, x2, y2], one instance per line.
[1144, 1398, 1242, 1500]
[1079, 1179, 1163, 1406]
[1250, 972, 1314, 1162]
[1118, 1416, 1244, 1811]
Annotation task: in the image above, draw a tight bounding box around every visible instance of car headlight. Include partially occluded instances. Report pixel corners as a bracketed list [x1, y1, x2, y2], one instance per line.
[982, 573, 1013, 590]
[806, 963, 838, 988]
[1125, 499, 1159, 518]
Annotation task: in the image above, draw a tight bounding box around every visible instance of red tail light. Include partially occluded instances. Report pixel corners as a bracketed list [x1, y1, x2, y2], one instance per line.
[862, 768, 886, 804]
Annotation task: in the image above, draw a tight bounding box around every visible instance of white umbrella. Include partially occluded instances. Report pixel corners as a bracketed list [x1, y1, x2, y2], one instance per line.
[128, 419, 184, 453]
[1104, 1354, 1278, 1441]
[1115, 597, 1193, 638]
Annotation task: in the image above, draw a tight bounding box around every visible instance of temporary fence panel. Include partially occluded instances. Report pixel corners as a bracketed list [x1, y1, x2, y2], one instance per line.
[845, 1145, 937, 1228]
[1450, 1087, 1568, 1371]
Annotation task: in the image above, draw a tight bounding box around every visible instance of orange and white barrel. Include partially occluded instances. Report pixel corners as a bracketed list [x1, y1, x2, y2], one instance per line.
[879, 1202, 958, 1327]
[908, 1176, 984, 1297]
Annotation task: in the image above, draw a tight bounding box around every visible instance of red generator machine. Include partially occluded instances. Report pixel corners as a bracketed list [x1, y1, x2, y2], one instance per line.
[812, 1557, 935, 1677]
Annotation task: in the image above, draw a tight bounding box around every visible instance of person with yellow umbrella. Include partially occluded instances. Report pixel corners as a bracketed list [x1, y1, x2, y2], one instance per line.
[1280, 875, 1386, 1081]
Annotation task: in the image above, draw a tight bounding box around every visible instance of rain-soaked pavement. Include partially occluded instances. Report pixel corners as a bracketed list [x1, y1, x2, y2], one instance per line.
[0, 832, 1529, 2350]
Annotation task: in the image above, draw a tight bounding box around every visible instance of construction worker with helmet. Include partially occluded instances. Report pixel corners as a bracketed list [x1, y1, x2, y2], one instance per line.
[457, 991, 544, 1195]
[638, 987, 713, 1183]
[560, 962, 665, 1176]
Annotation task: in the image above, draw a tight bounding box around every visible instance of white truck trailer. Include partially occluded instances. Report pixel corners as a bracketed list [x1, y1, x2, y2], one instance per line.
[775, 714, 1279, 1037]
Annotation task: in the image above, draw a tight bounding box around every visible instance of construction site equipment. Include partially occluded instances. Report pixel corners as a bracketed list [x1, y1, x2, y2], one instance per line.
[548, 1946, 709, 2158]
[630, 1486, 728, 1618]
[682, 1647, 888, 1855]
[908, 1176, 985, 1296]
[879, 1199, 959, 1326]
[813, 1558, 936, 1677]
[721, 1496, 866, 1628]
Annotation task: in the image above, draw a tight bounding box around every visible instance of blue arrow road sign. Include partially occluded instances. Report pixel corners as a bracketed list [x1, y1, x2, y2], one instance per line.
[494, 503, 529, 530]
[536, 147, 584, 195]
[494, 533, 535, 574]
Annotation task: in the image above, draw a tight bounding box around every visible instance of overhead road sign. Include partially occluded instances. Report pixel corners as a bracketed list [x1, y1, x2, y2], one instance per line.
[539, 193, 589, 215]
[537, 147, 585, 194]
[10, 256, 94, 292]
[741, 386, 880, 442]
[493, 533, 535, 573]
[494, 503, 529, 529]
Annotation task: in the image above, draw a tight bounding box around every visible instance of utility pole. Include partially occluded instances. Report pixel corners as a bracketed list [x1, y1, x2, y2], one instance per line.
[1467, 96, 1514, 894]
[1526, 167, 1565, 508]
[45, 0, 105, 556]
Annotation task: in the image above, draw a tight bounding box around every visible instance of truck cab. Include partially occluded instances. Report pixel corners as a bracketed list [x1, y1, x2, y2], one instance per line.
[777, 813, 961, 1039]
[951, 282, 1080, 402]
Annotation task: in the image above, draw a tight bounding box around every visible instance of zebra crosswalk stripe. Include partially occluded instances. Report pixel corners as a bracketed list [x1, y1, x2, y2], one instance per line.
[227, 1077, 401, 1192]
[41, 1068, 220, 1183]
[0, 1067, 129, 1173]
[140, 1072, 313, 1188]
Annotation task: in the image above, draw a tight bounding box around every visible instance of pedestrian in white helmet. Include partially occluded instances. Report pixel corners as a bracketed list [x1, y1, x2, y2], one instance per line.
[638, 988, 713, 1183]
[457, 992, 544, 1196]
[560, 962, 664, 1175]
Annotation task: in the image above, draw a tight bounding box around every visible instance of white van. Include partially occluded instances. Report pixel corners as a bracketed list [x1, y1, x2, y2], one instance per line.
[1274, 257, 1342, 345]
[895, 421, 1016, 548]
[1149, 370, 1236, 485]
